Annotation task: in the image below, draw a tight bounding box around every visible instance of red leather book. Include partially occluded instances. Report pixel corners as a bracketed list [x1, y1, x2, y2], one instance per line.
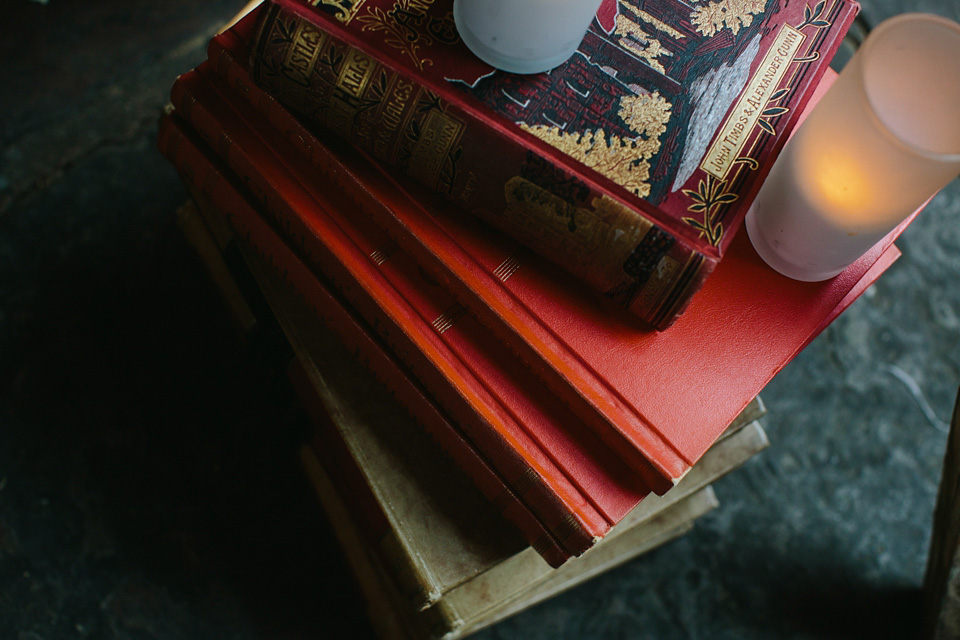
[165, 71, 665, 561]
[207, 25, 911, 493]
[243, 0, 858, 329]
[157, 111, 588, 567]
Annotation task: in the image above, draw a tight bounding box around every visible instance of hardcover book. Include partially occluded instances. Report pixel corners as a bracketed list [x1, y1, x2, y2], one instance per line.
[245, 0, 859, 329]
[299, 441, 720, 640]
[262, 242, 769, 627]
[203, 28, 910, 495]
[298, 430, 721, 640]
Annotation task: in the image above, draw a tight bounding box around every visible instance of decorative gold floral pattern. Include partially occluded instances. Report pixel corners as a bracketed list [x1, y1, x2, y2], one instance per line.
[619, 92, 672, 146]
[520, 92, 672, 198]
[356, 0, 454, 70]
[313, 0, 366, 23]
[682, 175, 738, 246]
[614, 15, 673, 73]
[691, 0, 768, 37]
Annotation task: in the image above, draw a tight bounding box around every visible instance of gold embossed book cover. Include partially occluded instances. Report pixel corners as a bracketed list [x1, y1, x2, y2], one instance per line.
[247, 0, 859, 329]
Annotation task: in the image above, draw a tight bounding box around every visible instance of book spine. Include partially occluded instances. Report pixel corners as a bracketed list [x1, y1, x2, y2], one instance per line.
[298, 434, 465, 640]
[207, 30, 682, 493]
[157, 110, 591, 565]
[178, 189, 297, 375]
[168, 69, 627, 543]
[295, 441, 455, 640]
[287, 365, 446, 615]
[247, 0, 714, 328]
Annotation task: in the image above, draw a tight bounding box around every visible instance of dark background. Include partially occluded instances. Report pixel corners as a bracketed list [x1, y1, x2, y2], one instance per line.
[2, 0, 959, 638]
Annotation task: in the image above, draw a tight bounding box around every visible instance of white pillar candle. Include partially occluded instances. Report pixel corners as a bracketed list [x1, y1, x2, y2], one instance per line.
[745, 13, 960, 281]
[454, 0, 604, 74]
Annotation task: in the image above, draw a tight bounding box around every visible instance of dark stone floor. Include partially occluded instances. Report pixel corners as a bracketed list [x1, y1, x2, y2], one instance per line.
[1, 1, 958, 639]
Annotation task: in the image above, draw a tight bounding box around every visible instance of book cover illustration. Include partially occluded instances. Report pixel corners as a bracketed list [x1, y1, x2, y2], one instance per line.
[251, 0, 856, 327]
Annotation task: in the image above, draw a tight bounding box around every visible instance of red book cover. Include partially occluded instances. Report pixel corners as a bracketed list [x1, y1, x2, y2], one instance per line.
[244, 0, 859, 329]
[166, 69, 671, 560]
[208, 27, 910, 492]
[157, 111, 585, 567]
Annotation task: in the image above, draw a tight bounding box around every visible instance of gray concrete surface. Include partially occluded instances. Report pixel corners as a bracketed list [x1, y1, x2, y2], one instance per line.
[1, 0, 958, 638]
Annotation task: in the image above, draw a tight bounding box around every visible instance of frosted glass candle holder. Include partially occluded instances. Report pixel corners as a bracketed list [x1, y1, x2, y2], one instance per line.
[453, 0, 604, 74]
[745, 13, 960, 281]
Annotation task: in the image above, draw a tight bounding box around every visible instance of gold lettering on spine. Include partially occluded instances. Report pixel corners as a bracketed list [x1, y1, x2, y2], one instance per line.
[633, 256, 679, 312]
[402, 0, 435, 14]
[700, 24, 805, 179]
[284, 22, 326, 87]
[373, 79, 416, 159]
[407, 110, 464, 189]
[326, 48, 378, 138]
[337, 48, 376, 98]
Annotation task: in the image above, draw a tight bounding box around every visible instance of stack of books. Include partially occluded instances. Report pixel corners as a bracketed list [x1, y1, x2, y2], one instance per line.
[159, 0, 910, 636]
[177, 194, 769, 638]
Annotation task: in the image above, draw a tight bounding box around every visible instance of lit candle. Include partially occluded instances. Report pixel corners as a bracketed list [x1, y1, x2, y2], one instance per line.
[745, 13, 960, 281]
[454, 0, 605, 74]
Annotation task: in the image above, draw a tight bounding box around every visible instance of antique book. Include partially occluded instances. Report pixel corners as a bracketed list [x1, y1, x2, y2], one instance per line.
[298, 427, 720, 640]
[177, 187, 768, 622]
[165, 73, 664, 561]
[925, 386, 960, 640]
[244, 0, 859, 329]
[299, 437, 720, 640]
[202, 32, 910, 496]
[176, 200, 259, 340]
